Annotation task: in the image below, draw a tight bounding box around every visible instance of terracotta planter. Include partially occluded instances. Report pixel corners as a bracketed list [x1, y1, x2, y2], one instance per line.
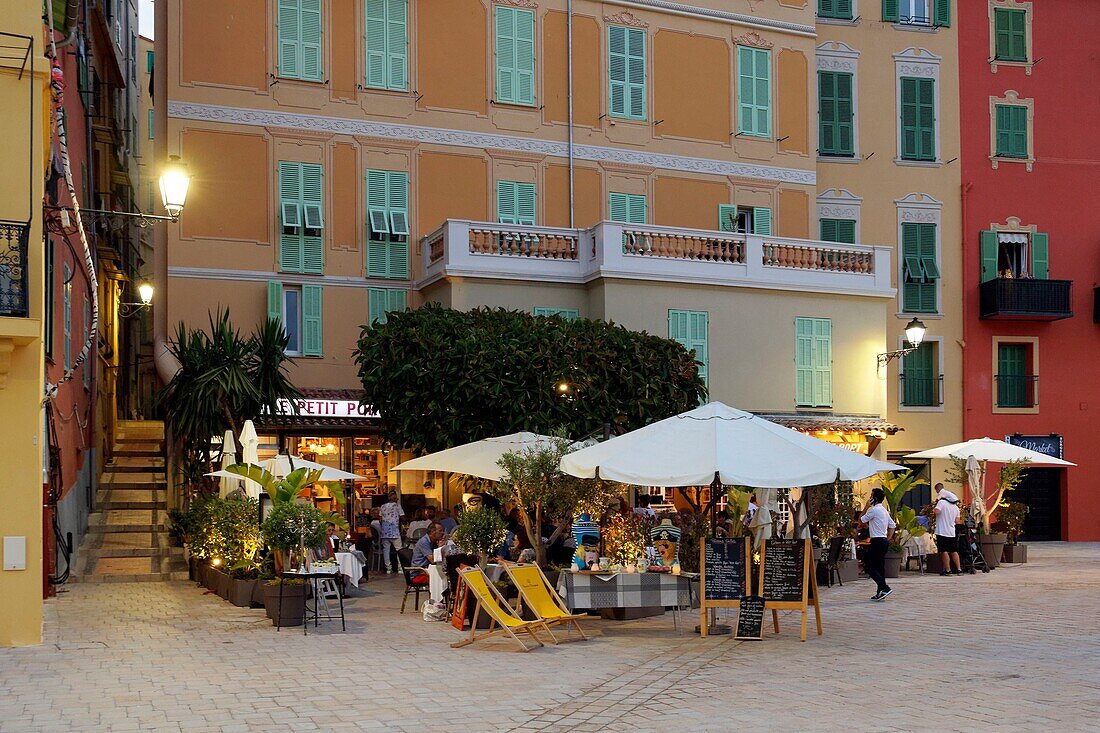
[979, 533, 1007, 569]
[263, 583, 307, 626]
[228, 578, 256, 608]
[1002, 543, 1028, 564]
[884, 551, 902, 579]
[214, 570, 232, 600]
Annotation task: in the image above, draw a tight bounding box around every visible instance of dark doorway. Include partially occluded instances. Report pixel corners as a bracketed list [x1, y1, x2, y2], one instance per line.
[1015, 468, 1062, 541]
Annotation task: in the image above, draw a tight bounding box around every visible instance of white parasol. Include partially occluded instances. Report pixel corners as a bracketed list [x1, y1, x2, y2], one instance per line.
[392, 432, 571, 482]
[237, 420, 261, 499]
[218, 430, 239, 498]
[965, 455, 985, 529]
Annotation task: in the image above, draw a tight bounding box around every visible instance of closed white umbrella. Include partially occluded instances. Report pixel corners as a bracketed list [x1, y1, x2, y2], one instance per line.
[237, 420, 261, 499]
[965, 455, 986, 529]
[218, 431, 239, 498]
[560, 402, 903, 487]
[392, 432, 569, 482]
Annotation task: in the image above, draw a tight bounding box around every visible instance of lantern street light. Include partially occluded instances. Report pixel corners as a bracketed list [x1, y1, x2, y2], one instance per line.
[119, 281, 154, 317]
[877, 317, 928, 370]
[47, 155, 192, 227]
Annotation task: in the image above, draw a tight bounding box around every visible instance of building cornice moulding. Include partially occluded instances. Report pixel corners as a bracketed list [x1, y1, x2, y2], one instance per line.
[168, 102, 817, 186]
[169, 267, 413, 290]
[600, 0, 816, 37]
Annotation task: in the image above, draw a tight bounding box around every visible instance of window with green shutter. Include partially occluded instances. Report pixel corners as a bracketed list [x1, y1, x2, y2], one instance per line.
[368, 288, 407, 325]
[818, 0, 853, 20]
[302, 285, 323, 356]
[995, 104, 1028, 158]
[147, 109, 154, 140]
[820, 218, 856, 244]
[996, 343, 1030, 408]
[900, 77, 935, 161]
[901, 222, 938, 313]
[277, 0, 323, 81]
[609, 192, 646, 224]
[718, 205, 771, 234]
[901, 343, 937, 407]
[365, 0, 407, 91]
[818, 71, 853, 157]
[494, 6, 535, 106]
[278, 161, 325, 274]
[753, 207, 772, 235]
[146, 49, 154, 74]
[738, 46, 771, 137]
[795, 317, 832, 408]
[718, 204, 738, 232]
[533, 307, 579, 320]
[669, 310, 708, 390]
[366, 169, 410, 279]
[496, 181, 537, 226]
[994, 9, 1026, 61]
[608, 25, 646, 120]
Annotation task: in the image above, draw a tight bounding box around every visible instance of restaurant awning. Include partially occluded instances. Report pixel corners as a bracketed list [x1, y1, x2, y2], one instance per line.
[751, 412, 902, 435]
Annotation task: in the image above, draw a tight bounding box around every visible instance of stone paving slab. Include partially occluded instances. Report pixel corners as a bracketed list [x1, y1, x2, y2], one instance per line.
[2, 544, 1099, 732]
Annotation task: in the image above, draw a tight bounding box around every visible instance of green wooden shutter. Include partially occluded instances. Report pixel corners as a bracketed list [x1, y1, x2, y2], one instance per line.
[497, 181, 518, 224]
[387, 0, 407, 90]
[818, 72, 852, 156]
[494, 7, 536, 105]
[278, 162, 303, 272]
[902, 223, 936, 312]
[995, 9, 1026, 61]
[738, 46, 771, 137]
[753, 207, 772, 235]
[1031, 232, 1049, 279]
[299, 0, 323, 81]
[821, 218, 856, 244]
[901, 77, 935, 161]
[267, 281, 284, 325]
[996, 105, 1028, 158]
[718, 204, 738, 232]
[980, 230, 999, 282]
[368, 288, 387, 325]
[819, 0, 853, 20]
[387, 171, 409, 277]
[302, 284, 322, 356]
[795, 318, 813, 406]
[516, 182, 536, 226]
[365, 0, 387, 87]
[277, 0, 301, 78]
[933, 0, 950, 27]
[386, 288, 407, 314]
[366, 170, 408, 278]
[997, 344, 1027, 407]
[902, 343, 934, 406]
[366, 169, 389, 237]
[609, 192, 645, 224]
[301, 163, 324, 274]
[628, 193, 646, 225]
[608, 26, 646, 119]
[812, 318, 832, 407]
[820, 218, 837, 243]
[882, 0, 899, 22]
[147, 109, 154, 140]
[669, 310, 707, 389]
[918, 223, 939, 284]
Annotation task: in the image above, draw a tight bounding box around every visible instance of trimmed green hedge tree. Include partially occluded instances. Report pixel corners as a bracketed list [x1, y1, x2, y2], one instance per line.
[355, 305, 707, 452]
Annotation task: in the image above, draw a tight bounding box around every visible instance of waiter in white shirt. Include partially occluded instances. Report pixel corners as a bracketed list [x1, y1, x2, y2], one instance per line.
[933, 484, 963, 576]
[860, 488, 896, 601]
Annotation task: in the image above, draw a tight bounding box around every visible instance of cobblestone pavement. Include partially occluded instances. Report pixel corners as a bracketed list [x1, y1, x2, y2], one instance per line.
[2, 543, 1099, 732]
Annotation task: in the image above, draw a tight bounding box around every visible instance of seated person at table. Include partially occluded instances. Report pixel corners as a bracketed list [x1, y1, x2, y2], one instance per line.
[407, 509, 431, 537]
[321, 522, 339, 559]
[715, 510, 734, 537]
[438, 509, 458, 536]
[411, 522, 449, 604]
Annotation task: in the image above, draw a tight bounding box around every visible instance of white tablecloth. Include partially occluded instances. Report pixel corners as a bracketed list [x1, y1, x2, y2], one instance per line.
[903, 533, 937, 562]
[335, 552, 364, 587]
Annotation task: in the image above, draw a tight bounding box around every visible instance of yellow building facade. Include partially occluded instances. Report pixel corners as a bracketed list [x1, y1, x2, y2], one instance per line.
[815, 0, 963, 487]
[0, 4, 48, 647]
[157, 0, 923, 498]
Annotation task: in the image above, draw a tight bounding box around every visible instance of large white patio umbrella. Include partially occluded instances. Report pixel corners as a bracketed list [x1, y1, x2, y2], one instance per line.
[237, 420, 261, 499]
[560, 402, 903, 488]
[391, 431, 568, 482]
[206, 454, 368, 486]
[217, 430, 239, 498]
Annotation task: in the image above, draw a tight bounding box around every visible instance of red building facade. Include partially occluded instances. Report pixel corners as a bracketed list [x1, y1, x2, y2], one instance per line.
[959, 0, 1100, 540]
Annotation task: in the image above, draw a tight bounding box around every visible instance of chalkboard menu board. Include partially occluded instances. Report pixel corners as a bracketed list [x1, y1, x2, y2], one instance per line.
[704, 538, 746, 601]
[762, 539, 805, 602]
[735, 595, 765, 640]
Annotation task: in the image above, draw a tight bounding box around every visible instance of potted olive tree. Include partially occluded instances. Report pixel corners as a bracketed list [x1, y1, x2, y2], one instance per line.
[451, 505, 508, 567]
[995, 500, 1029, 563]
[260, 501, 327, 626]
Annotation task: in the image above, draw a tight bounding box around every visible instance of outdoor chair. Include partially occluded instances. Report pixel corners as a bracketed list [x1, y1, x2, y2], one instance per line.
[823, 536, 846, 587]
[450, 567, 552, 652]
[397, 547, 428, 614]
[369, 526, 384, 574]
[504, 563, 588, 643]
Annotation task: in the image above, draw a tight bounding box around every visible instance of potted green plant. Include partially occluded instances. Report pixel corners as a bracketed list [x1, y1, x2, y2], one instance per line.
[876, 471, 928, 577]
[260, 501, 326, 625]
[945, 458, 1027, 570]
[451, 505, 507, 568]
[994, 499, 1029, 563]
[219, 496, 263, 607]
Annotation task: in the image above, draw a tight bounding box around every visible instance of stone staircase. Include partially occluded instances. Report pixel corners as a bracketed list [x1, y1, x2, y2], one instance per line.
[71, 420, 188, 583]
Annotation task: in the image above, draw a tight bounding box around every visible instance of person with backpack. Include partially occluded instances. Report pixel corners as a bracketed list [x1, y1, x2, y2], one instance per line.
[860, 488, 896, 601]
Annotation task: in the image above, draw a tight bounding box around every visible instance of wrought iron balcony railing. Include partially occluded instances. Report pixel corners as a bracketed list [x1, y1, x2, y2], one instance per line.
[996, 374, 1038, 409]
[0, 220, 30, 317]
[899, 374, 944, 407]
[980, 277, 1073, 320]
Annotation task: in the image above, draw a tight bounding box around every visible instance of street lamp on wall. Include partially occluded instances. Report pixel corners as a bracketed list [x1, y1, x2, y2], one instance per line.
[119, 281, 154, 317]
[47, 155, 192, 227]
[877, 317, 927, 370]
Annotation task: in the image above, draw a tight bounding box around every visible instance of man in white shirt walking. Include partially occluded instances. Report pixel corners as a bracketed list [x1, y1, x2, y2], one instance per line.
[860, 488, 897, 601]
[933, 484, 963, 576]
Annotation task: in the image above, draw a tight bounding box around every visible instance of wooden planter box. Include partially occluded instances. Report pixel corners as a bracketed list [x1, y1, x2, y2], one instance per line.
[214, 570, 232, 600]
[201, 565, 218, 591]
[1002, 543, 1028, 564]
[263, 583, 307, 626]
[251, 579, 267, 607]
[228, 578, 256, 608]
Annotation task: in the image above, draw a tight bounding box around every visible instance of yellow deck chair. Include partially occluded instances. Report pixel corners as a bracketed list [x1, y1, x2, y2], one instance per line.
[506, 564, 588, 643]
[450, 567, 552, 652]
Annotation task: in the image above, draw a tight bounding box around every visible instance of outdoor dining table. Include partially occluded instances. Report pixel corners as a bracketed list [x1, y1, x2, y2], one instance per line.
[335, 550, 366, 588]
[556, 570, 697, 629]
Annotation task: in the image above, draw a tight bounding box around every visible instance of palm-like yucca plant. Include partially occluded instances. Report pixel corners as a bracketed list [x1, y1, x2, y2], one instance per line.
[878, 470, 929, 515]
[250, 316, 302, 416]
[224, 465, 349, 531]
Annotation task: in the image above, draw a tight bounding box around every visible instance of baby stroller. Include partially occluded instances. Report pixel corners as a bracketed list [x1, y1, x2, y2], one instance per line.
[958, 516, 989, 574]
